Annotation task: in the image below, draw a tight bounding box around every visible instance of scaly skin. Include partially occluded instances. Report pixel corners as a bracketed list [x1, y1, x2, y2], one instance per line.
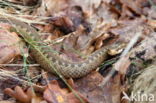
[0, 17, 108, 78]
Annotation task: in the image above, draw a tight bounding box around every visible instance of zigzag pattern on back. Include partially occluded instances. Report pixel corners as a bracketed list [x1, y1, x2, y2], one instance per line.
[0, 17, 108, 78]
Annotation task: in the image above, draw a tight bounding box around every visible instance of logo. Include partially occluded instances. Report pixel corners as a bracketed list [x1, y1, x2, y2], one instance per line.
[122, 91, 155, 102]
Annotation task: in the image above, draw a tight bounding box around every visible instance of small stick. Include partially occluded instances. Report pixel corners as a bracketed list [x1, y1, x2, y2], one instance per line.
[99, 29, 143, 87]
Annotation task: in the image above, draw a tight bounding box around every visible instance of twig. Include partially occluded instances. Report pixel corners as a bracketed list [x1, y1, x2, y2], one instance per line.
[0, 64, 40, 67]
[0, 8, 47, 24]
[99, 29, 143, 87]
[0, 69, 43, 88]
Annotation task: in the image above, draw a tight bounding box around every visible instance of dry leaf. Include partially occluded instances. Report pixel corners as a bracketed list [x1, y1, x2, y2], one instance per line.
[0, 23, 24, 64]
[95, 33, 110, 50]
[4, 86, 43, 103]
[110, 18, 151, 43]
[147, 19, 156, 28]
[75, 71, 123, 103]
[0, 101, 15, 103]
[71, 0, 102, 11]
[35, 0, 69, 16]
[130, 32, 156, 61]
[4, 86, 32, 103]
[120, 0, 148, 15]
[43, 80, 88, 103]
[114, 55, 131, 74]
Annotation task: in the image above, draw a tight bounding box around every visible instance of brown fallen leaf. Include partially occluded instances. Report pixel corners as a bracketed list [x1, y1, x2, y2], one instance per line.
[145, 5, 156, 19]
[22, 0, 38, 6]
[109, 18, 151, 43]
[6, 0, 22, 4]
[130, 32, 156, 61]
[75, 71, 123, 103]
[119, 0, 148, 15]
[71, 0, 102, 11]
[95, 33, 110, 50]
[147, 19, 156, 28]
[0, 23, 24, 64]
[0, 101, 15, 103]
[7, 0, 38, 6]
[114, 55, 131, 75]
[90, 1, 118, 27]
[35, 0, 69, 16]
[43, 80, 89, 103]
[0, 23, 11, 30]
[62, 27, 92, 52]
[48, 6, 91, 34]
[4, 86, 43, 103]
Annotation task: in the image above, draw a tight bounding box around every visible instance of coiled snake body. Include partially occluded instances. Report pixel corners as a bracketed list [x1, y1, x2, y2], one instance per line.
[0, 17, 108, 78]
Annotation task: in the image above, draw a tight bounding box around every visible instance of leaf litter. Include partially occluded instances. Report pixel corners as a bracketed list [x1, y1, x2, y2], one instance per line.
[0, 0, 156, 103]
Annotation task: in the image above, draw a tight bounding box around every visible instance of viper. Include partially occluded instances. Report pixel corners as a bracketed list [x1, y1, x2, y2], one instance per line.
[0, 17, 124, 78]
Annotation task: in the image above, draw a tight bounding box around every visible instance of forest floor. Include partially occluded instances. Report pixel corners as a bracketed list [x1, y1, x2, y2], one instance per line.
[0, 0, 156, 103]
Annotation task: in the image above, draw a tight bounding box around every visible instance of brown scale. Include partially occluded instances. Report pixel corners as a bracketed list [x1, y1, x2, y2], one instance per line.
[0, 17, 109, 78]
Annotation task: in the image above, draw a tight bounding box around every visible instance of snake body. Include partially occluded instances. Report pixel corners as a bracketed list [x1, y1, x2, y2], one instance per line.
[0, 17, 108, 78]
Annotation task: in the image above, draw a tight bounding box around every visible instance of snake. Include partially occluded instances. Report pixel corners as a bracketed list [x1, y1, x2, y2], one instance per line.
[0, 17, 115, 78]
